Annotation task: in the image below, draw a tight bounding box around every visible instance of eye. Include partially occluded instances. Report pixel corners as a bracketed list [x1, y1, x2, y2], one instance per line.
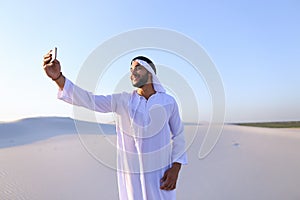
[137, 66, 143, 70]
[130, 65, 143, 73]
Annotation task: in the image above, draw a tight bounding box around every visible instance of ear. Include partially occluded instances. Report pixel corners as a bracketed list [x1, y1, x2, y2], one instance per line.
[147, 72, 153, 82]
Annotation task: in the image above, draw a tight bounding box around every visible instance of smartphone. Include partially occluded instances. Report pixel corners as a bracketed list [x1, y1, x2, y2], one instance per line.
[50, 47, 57, 63]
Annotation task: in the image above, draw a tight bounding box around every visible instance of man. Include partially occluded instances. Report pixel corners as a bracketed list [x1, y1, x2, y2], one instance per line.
[43, 51, 187, 200]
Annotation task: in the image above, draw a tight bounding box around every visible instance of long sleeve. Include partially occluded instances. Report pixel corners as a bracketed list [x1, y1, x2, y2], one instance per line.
[57, 78, 114, 113]
[169, 100, 188, 165]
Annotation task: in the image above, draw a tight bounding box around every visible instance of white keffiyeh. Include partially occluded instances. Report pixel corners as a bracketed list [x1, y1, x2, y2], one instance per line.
[135, 59, 166, 93]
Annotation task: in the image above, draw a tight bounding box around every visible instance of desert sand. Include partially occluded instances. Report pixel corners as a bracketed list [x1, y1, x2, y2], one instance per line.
[0, 117, 300, 200]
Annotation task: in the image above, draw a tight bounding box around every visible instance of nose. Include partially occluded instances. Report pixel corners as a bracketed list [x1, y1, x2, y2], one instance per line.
[130, 67, 136, 73]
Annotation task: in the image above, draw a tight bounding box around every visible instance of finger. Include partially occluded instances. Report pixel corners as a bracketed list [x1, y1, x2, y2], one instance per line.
[161, 183, 173, 191]
[166, 183, 175, 191]
[160, 179, 167, 189]
[43, 51, 52, 59]
[169, 183, 176, 190]
[160, 173, 167, 183]
[173, 182, 177, 189]
[165, 184, 172, 190]
[163, 176, 177, 190]
[160, 184, 168, 190]
[160, 178, 170, 190]
[43, 62, 54, 69]
[43, 54, 50, 59]
[43, 57, 52, 65]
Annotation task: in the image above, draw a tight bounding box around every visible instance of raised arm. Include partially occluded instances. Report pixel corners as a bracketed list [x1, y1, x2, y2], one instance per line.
[42, 50, 113, 113]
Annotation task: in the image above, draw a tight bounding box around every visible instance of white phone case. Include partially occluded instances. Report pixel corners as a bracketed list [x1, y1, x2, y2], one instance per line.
[50, 47, 57, 63]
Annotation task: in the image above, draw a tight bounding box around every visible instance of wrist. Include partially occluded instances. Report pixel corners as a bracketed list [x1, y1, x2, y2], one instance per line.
[172, 162, 182, 171]
[52, 72, 62, 81]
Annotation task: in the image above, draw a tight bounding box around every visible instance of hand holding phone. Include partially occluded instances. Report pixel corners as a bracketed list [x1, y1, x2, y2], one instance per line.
[43, 47, 62, 80]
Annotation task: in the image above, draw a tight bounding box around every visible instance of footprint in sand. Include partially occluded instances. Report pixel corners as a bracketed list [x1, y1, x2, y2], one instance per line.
[232, 140, 240, 147]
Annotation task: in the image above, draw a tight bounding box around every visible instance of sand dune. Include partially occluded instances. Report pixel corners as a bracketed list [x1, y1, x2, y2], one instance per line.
[0, 117, 300, 199]
[0, 117, 115, 148]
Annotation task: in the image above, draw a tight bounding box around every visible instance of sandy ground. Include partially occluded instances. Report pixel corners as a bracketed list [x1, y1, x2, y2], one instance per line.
[0, 117, 300, 200]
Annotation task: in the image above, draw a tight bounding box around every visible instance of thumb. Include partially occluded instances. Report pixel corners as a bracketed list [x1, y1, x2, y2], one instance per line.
[161, 171, 167, 182]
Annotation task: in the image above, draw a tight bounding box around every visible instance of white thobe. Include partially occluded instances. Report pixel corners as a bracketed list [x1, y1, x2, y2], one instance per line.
[58, 79, 188, 200]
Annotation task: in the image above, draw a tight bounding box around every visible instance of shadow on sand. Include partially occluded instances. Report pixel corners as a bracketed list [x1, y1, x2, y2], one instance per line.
[0, 117, 116, 148]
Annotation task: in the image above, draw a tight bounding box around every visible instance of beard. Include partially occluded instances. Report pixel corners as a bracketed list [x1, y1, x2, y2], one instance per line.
[131, 72, 149, 88]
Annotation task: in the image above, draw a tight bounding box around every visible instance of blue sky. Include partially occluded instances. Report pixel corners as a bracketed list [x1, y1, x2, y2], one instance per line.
[0, 0, 299, 122]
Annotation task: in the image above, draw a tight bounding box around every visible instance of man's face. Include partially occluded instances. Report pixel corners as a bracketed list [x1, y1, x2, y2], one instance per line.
[130, 60, 150, 88]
